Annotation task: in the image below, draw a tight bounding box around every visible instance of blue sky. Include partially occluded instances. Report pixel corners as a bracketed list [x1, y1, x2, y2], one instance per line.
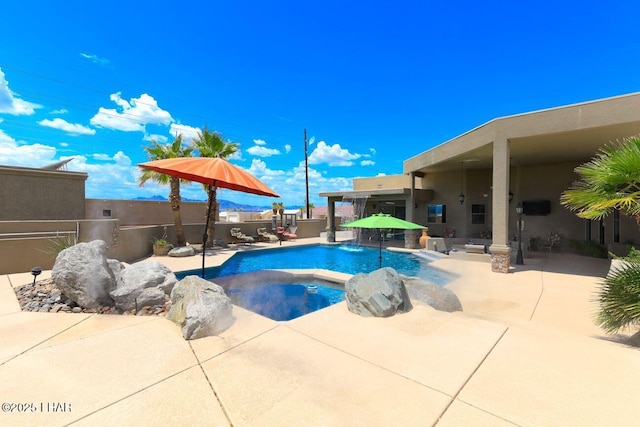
[1, 1, 639, 207]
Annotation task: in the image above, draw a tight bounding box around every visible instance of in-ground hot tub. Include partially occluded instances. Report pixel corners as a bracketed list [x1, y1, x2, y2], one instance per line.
[212, 270, 347, 321]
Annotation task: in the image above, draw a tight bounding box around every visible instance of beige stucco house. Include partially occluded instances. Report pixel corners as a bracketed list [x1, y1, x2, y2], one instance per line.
[321, 92, 640, 272]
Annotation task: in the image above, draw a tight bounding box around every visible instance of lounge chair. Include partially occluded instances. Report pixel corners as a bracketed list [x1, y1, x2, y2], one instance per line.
[257, 227, 278, 243]
[230, 228, 255, 245]
[277, 226, 298, 240]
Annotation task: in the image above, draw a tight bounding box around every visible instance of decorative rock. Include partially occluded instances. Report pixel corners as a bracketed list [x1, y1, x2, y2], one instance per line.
[168, 246, 196, 257]
[51, 240, 116, 309]
[345, 267, 412, 317]
[72, 307, 82, 313]
[167, 276, 234, 339]
[110, 261, 177, 311]
[401, 275, 463, 312]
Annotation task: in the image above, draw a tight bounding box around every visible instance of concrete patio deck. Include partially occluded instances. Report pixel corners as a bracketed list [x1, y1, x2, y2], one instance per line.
[1, 237, 639, 426]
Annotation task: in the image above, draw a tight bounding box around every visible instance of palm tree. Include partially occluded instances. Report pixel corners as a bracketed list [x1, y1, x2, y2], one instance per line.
[191, 127, 239, 247]
[561, 136, 640, 221]
[562, 136, 640, 334]
[139, 134, 193, 247]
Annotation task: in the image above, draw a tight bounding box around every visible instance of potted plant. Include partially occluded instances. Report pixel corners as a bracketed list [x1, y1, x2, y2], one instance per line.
[152, 227, 171, 256]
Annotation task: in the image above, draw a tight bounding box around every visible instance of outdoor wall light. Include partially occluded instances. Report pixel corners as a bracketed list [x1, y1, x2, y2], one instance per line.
[459, 192, 465, 205]
[509, 191, 514, 203]
[31, 266, 42, 285]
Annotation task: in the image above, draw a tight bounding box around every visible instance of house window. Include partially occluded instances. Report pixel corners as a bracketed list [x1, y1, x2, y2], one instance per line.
[102, 209, 112, 217]
[427, 204, 446, 223]
[471, 204, 485, 225]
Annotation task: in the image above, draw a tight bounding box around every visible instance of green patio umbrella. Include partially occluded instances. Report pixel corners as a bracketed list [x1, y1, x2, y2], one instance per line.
[341, 213, 426, 268]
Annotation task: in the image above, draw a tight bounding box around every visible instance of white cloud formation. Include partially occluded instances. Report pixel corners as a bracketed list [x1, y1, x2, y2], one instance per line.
[308, 141, 361, 166]
[360, 160, 375, 166]
[90, 92, 172, 132]
[59, 142, 69, 147]
[143, 133, 168, 143]
[80, 53, 110, 66]
[50, 108, 68, 115]
[0, 129, 56, 167]
[247, 158, 286, 178]
[38, 118, 96, 136]
[253, 139, 266, 146]
[92, 153, 112, 161]
[0, 68, 42, 116]
[370, 148, 377, 155]
[247, 145, 281, 157]
[284, 144, 292, 153]
[169, 123, 201, 143]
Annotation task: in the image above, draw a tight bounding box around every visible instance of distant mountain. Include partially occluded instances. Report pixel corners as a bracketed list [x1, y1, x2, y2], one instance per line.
[133, 195, 268, 212]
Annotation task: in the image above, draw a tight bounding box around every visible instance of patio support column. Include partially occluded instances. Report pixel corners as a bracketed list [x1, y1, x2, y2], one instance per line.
[405, 172, 418, 249]
[327, 198, 336, 242]
[489, 137, 512, 273]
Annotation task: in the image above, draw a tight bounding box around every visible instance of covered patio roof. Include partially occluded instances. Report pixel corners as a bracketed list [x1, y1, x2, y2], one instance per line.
[404, 92, 640, 174]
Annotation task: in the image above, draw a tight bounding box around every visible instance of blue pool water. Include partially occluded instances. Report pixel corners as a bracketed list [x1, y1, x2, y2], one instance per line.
[226, 282, 345, 321]
[177, 244, 453, 285]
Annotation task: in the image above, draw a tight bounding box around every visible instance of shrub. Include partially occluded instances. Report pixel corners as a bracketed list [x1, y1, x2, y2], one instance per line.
[568, 239, 608, 258]
[595, 262, 640, 333]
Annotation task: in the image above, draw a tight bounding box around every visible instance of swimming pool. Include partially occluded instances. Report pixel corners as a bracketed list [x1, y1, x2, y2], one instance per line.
[177, 244, 453, 285]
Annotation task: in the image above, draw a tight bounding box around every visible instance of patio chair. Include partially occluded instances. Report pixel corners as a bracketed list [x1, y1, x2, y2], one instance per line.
[277, 226, 297, 240]
[230, 228, 255, 245]
[257, 227, 278, 243]
[541, 232, 561, 252]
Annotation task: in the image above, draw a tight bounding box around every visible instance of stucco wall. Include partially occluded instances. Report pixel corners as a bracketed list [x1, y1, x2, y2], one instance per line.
[0, 166, 87, 220]
[354, 174, 411, 190]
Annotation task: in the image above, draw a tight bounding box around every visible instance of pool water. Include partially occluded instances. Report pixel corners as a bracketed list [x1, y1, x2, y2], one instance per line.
[179, 244, 453, 285]
[226, 282, 345, 321]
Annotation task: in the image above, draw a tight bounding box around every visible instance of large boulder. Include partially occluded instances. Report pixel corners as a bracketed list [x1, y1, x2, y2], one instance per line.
[51, 240, 116, 309]
[168, 246, 196, 257]
[167, 276, 234, 339]
[345, 268, 412, 317]
[401, 275, 463, 312]
[110, 261, 177, 311]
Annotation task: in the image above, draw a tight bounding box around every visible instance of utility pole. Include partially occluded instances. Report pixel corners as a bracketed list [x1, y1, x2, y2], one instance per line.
[304, 128, 310, 219]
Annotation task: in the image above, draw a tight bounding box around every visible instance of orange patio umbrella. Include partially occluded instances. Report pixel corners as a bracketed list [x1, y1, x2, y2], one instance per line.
[138, 157, 280, 277]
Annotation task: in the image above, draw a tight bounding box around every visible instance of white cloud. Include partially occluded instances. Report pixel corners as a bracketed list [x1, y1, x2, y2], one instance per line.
[50, 108, 68, 115]
[247, 145, 281, 157]
[169, 123, 200, 143]
[38, 118, 96, 136]
[0, 68, 42, 116]
[370, 148, 377, 155]
[253, 139, 266, 146]
[284, 144, 292, 153]
[360, 160, 375, 166]
[93, 153, 112, 161]
[247, 158, 286, 178]
[59, 142, 69, 147]
[308, 141, 361, 166]
[80, 53, 110, 66]
[90, 92, 172, 132]
[143, 133, 168, 143]
[0, 129, 56, 167]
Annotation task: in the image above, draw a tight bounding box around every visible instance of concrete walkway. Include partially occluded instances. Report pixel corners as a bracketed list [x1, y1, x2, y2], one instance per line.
[1, 238, 639, 426]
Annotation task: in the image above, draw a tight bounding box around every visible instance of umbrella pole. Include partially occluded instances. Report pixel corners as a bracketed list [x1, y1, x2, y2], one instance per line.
[202, 185, 215, 278]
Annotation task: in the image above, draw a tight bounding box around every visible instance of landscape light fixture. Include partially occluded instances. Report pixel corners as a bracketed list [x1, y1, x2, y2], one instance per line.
[516, 203, 524, 265]
[31, 266, 42, 285]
